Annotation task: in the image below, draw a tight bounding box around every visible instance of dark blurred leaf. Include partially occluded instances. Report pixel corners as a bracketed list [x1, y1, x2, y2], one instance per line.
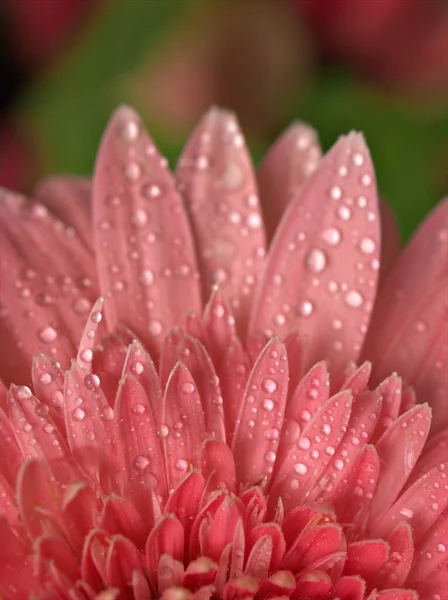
[286, 71, 448, 240]
[23, 0, 188, 175]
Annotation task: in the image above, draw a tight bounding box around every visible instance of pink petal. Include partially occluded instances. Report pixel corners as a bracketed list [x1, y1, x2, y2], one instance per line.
[284, 329, 305, 399]
[373, 462, 448, 541]
[333, 444, 380, 534]
[373, 522, 414, 589]
[182, 557, 218, 592]
[256, 570, 296, 598]
[100, 496, 146, 550]
[164, 470, 205, 540]
[286, 361, 330, 422]
[339, 361, 372, 396]
[105, 535, 142, 591]
[80, 528, 110, 590]
[34, 177, 93, 251]
[203, 287, 237, 369]
[93, 106, 202, 358]
[244, 534, 273, 581]
[132, 570, 153, 600]
[408, 428, 448, 485]
[35, 534, 79, 583]
[64, 362, 118, 487]
[246, 523, 286, 572]
[7, 383, 68, 461]
[219, 338, 250, 444]
[31, 354, 66, 433]
[176, 108, 266, 334]
[145, 514, 184, 591]
[231, 339, 288, 487]
[162, 362, 206, 489]
[16, 458, 60, 539]
[376, 591, 417, 600]
[257, 121, 321, 240]
[311, 390, 381, 503]
[114, 375, 167, 516]
[76, 298, 104, 371]
[344, 539, 389, 586]
[331, 575, 366, 600]
[371, 374, 403, 443]
[292, 571, 331, 599]
[0, 407, 23, 487]
[121, 339, 163, 422]
[368, 404, 432, 523]
[160, 331, 226, 442]
[271, 390, 352, 510]
[364, 199, 448, 434]
[200, 439, 237, 494]
[281, 523, 343, 571]
[0, 517, 40, 597]
[157, 554, 184, 594]
[249, 133, 380, 374]
[0, 191, 98, 384]
[409, 510, 447, 585]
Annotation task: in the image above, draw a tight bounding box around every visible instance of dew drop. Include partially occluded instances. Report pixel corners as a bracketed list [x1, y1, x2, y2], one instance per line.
[345, 290, 364, 308]
[120, 119, 140, 141]
[39, 373, 52, 386]
[264, 451, 276, 464]
[133, 455, 150, 471]
[124, 161, 142, 182]
[262, 399, 275, 412]
[298, 300, 314, 317]
[142, 183, 162, 200]
[337, 206, 352, 221]
[322, 227, 341, 246]
[84, 374, 100, 391]
[262, 378, 277, 394]
[158, 424, 169, 438]
[79, 349, 93, 363]
[358, 237, 376, 255]
[131, 209, 148, 228]
[90, 311, 102, 324]
[139, 269, 154, 286]
[182, 382, 196, 395]
[132, 403, 146, 415]
[330, 186, 342, 200]
[305, 248, 327, 273]
[16, 385, 32, 399]
[297, 437, 311, 450]
[294, 463, 308, 475]
[39, 326, 58, 343]
[148, 320, 163, 336]
[72, 407, 86, 421]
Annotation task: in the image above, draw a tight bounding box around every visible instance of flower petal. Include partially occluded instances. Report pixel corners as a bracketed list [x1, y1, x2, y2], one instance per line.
[176, 108, 266, 334]
[0, 190, 98, 384]
[203, 286, 237, 369]
[219, 338, 250, 444]
[369, 403, 432, 523]
[93, 106, 202, 358]
[162, 363, 206, 489]
[365, 199, 448, 434]
[231, 339, 288, 487]
[34, 177, 93, 251]
[249, 133, 380, 375]
[257, 121, 321, 240]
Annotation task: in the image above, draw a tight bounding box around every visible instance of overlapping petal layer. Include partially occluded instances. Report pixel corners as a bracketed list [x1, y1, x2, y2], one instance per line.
[0, 107, 446, 599]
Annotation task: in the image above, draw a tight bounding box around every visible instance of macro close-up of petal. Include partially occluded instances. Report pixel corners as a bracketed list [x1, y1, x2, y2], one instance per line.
[0, 106, 446, 600]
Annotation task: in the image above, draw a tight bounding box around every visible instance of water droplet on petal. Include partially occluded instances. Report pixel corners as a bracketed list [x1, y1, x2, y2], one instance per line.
[79, 349, 93, 363]
[133, 455, 150, 471]
[132, 403, 146, 415]
[322, 227, 341, 246]
[262, 378, 277, 393]
[298, 300, 314, 317]
[142, 183, 162, 200]
[39, 326, 58, 343]
[120, 120, 140, 142]
[72, 407, 86, 421]
[294, 463, 308, 475]
[124, 161, 142, 182]
[39, 373, 52, 385]
[305, 248, 327, 273]
[182, 382, 196, 395]
[148, 320, 163, 336]
[345, 290, 364, 308]
[358, 237, 376, 255]
[139, 269, 154, 286]
[84, 374, 100, 391]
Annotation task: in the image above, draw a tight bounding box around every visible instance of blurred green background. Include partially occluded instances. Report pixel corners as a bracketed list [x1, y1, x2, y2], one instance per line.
[0, 0, 447, 240]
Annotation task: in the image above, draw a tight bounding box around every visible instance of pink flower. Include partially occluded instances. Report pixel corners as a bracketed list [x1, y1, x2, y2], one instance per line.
[0, 107, 446, 599]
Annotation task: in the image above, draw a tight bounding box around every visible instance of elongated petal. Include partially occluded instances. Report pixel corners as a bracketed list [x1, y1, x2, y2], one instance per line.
[34, 177, 93, 251]
[162, 363, 206, 489]
[257, 121, 321, 240]
[249, 133, 380, 375]
[176, 108, 266, 333]
[232, 339, 288, 487]
[0, 190, 98, 384]
[93, 106, 202, 358]
[365, 199, 448, 433]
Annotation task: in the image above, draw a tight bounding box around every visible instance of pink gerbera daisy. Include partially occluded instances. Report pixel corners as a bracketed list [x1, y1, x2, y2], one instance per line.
[0, 107, 446, 600]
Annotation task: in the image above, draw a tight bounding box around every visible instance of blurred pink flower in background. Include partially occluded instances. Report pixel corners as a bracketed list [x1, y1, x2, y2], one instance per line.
[0, 107, 446, 598]
[296, 0, 448, 97]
